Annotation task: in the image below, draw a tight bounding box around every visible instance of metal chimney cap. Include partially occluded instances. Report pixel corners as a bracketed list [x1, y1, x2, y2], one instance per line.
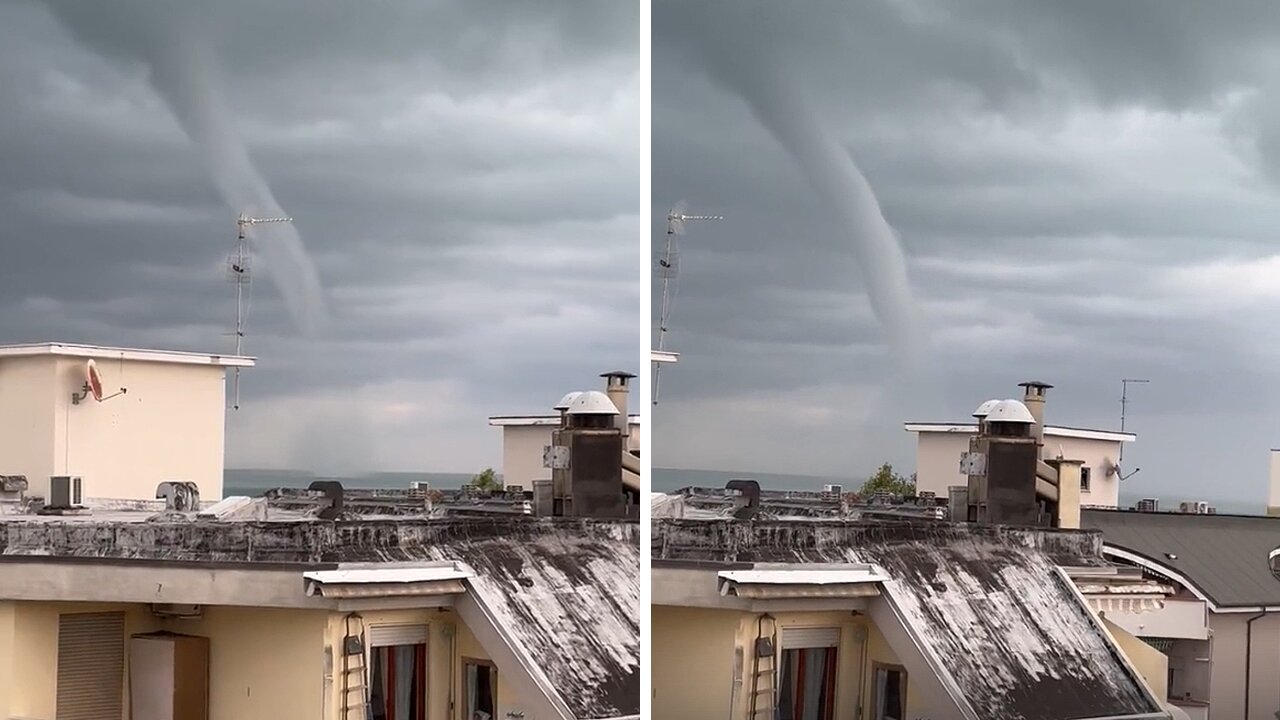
[973, 399, 1001, 419]
[600, 371, 637, 379]
[986, 399, 1036, 424]
[554, 391, 583, 411]
[566, 390, 620, 415]
[1018, 380, 1054, 390]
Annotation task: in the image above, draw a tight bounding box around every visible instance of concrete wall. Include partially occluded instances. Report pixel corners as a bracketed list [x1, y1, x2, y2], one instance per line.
[1104, 599, 1209, 641]
[501, 426, 554, 490]
[652, 606, 928, 720]
[0, 601, 326, 720]
[1207, 612, 1280, 720]
[52, 356, 228, 501]
[0, 356, 58, 497]
[914, 431, 1124, 508]
[0, 355, 228, 503]
[1103, 616, 1169, 702]
[501, 422, 641, 489]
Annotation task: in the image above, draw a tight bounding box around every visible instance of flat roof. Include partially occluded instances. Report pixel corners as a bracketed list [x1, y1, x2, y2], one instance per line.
[0, 342, 254, 368]
[904, 422, 1134, 443]
[489, 414, 641, 427]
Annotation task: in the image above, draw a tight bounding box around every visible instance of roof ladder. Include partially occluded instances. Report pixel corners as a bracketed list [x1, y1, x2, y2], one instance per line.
[750, 613, 779, 720]
[342, 613, 371, 720]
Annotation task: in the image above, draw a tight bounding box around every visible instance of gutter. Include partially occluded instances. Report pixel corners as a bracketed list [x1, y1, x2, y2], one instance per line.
[1245, 608, 1268, 720]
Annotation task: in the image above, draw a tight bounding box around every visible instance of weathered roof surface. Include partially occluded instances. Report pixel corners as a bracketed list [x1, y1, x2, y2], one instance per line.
[440, 523, 639, 719]
[655, 520, 1163, 720]
[1083, 508, 1280, 609]
[0, 516, 639, 719]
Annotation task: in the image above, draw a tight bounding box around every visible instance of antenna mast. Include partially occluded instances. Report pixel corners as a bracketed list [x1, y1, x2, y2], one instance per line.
[228, 213, 291, 410]
[1118, 378, 1149, 465]
[654, 205, 721, 405]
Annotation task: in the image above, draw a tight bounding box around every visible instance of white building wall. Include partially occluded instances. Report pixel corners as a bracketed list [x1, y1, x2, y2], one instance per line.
[1207, 611, 1280, 720]
[501, 425, 554, 490]
[0, 354, 228, 502]
[913, 430, 1126, 508]
[498, 419, 640, 489]
[0, 356, 58, 491]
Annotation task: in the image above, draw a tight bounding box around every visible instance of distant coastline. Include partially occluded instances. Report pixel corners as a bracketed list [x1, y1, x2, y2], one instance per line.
[223, 468, 476, 497]
[652, 467, 1263, 516]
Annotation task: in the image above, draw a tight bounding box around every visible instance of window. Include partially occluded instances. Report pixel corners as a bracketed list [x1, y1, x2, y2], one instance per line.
[1080, 466, 1092, 493]
[367, 625, 428, 720]
[777, 627, 838, 720]
[872, 663, 907, 720]
[464, 659, 498, 720]
[58, 612, 125, 720]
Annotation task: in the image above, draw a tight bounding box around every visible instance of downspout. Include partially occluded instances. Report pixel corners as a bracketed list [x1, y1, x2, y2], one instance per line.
[1245, 608, 1267, 719]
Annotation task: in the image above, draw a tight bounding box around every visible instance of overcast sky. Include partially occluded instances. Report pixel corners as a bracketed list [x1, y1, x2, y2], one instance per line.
[653, 0, 1280, 507]
[1, 1, 639, 474]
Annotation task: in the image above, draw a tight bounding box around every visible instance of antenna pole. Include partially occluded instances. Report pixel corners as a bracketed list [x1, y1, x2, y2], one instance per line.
[653, 207, 721, 405]
[229, 213, 292, 411]
[1119, 378, 1149, 464]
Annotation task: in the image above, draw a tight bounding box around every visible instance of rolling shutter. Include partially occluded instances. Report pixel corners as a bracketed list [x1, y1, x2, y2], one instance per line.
[367, 624, 428, 647]
[57, 612, 125, 720]
[781, 626, 839, 649]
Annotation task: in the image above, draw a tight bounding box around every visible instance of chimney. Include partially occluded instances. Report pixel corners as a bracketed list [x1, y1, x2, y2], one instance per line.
[1269, 450, 1280, 517]
[969, 399, 1042, 525]
[1018, 381, 1053, 458]
[601, 371, 635, 434]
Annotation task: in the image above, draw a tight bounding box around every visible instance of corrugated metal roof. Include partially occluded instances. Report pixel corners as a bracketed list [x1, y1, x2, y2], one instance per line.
[1082, 509, 1280, 609]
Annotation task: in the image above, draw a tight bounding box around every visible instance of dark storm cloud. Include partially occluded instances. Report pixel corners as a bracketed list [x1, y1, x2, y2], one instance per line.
[1, 0, 639, 473]
[654, 0, 1280, 506]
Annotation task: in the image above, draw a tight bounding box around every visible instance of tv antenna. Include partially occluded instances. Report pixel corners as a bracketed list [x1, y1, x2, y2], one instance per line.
[654, 202, 721, 405]
[1117, 378, 1149, 478]
[228, 213, 292, 410]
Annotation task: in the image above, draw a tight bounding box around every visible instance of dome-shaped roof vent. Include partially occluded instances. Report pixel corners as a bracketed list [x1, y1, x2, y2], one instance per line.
[986, 399, 1036, 424]
[554, 391, 583, 411]
[973, 399, 1001, 419]
[566, 390, 620, 416]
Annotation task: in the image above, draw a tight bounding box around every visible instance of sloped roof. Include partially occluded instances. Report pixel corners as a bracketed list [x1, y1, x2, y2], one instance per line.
[1082, 508, 1280, 609]
[655, 520, 1165, 720]
[0, 516, 639, 719]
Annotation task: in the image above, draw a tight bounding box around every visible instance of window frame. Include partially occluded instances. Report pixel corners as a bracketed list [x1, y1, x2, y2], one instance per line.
[870, 661, 908, 720]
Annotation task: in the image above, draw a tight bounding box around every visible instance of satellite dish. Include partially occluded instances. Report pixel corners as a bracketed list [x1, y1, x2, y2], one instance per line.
[86, 360, 104, 402]
[1102, 457, 1118, 478]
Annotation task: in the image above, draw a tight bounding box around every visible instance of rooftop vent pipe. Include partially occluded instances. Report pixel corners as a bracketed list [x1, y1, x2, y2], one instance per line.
[726, 479, 762, 520]
[601, 371, 636, 434]
[1018, 381, 1053, 457]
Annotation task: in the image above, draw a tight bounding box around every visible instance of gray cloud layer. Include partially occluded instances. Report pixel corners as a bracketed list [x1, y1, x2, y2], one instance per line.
[654, 0, 1280, 507]
[2, 0, 639, 474]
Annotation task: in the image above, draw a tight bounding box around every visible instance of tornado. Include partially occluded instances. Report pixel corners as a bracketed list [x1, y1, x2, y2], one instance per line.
[697, 42, 927, 364]
[44, 2, 328, 336]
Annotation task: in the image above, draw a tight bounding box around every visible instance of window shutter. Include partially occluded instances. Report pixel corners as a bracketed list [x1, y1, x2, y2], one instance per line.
[367, 624, 429, 647]
[780, 626, 839, 649]
[57, 612, 125, 720]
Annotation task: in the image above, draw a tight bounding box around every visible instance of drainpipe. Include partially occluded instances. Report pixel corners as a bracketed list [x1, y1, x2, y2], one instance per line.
[1245, 608, 1267, 719]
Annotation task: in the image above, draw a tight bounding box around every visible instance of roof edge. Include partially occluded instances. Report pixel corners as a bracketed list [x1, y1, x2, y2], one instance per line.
[0, 342, 254, 368]
[904, 422, 1135, 442]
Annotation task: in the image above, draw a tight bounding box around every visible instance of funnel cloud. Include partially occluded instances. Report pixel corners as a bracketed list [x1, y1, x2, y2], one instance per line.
[44, 1, 328, 335]
[704, 53, 926, 363]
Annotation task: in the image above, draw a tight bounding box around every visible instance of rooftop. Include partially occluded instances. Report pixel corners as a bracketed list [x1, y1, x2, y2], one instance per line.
[489, 414, 641, 427]
[0, 496, 640, 719]
[654, 519, 1162, 720]
[1082, 508, 1280, 610]
[0, 342, 254, 368]
[904, 422, 1135, 443]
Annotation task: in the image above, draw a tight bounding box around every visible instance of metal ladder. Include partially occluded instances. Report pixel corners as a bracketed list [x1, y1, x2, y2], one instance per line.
[750, 613, 779, 720]
[342, 613, 371, 720]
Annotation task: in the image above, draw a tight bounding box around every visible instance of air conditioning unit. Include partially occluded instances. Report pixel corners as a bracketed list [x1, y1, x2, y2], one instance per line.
[1196, 501, 1210, 514]
[49, 476, 82, 508]
[823, 484, 843, 495]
